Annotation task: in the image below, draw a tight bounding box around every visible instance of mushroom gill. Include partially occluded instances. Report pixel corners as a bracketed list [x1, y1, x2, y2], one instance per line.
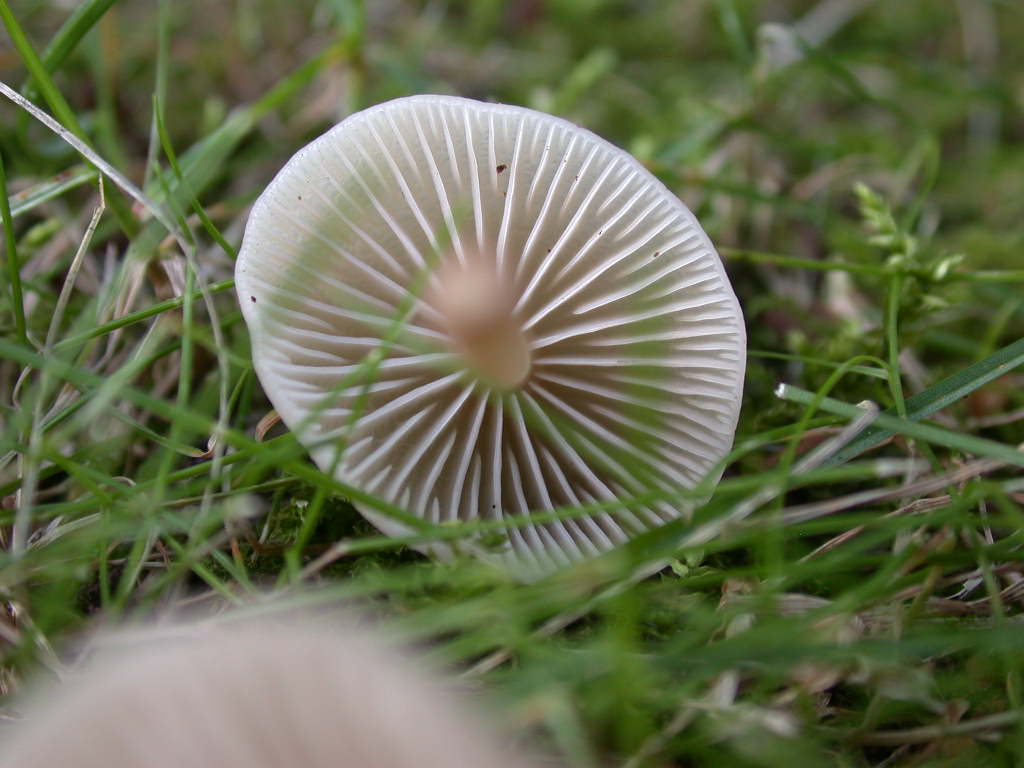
[236, 95, 746, 575]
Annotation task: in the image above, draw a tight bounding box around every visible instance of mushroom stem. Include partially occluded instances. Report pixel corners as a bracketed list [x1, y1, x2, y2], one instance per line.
[430, 255, 531, 390]
[461, 321, 532, 391]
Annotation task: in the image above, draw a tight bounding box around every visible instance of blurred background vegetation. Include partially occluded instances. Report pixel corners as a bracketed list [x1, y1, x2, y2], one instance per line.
[2, 1, 1024, 765]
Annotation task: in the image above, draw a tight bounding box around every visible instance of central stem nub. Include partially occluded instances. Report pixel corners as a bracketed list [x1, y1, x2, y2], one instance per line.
[429, 255, 531, 390]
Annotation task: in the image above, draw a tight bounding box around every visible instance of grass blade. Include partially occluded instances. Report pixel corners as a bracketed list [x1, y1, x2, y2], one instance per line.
[776, 383, 1024, 468]
[52, 279, 235, 352]
[7, 165, 97, 218]
[0, 150, 27, 346]
[0, 2, 85, 139]
[826, 337, 1024, 464]
[27, 0, 120, 96]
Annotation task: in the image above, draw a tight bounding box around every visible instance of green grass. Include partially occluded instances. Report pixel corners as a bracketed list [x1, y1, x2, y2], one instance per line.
[2, 0, 1024, 765]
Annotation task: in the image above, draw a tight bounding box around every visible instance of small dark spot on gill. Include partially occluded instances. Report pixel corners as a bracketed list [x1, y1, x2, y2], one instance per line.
[297, 195, 303, 200]
[496, 164, 507, 174]
[653, 251, 660, 258]
[250, 296, 257, 303]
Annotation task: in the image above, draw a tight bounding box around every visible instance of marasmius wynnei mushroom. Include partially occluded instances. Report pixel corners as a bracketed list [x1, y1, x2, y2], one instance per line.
[4, 616, 538, 768]
[236, 95, 745, 575]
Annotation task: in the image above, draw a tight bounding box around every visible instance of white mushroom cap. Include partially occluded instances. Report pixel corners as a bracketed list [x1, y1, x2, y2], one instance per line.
[236, 95, 745, 575]
[4, 616, 536, 768]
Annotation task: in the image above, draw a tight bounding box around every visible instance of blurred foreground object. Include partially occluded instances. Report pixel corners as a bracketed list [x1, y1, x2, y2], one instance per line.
[3, 615, 537, 768]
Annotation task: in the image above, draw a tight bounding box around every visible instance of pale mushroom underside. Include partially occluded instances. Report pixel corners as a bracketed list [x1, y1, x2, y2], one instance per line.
[236, 95, 745, 575]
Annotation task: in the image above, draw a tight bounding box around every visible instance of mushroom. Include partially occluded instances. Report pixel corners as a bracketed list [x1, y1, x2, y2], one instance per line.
[236, 95, 745, 575]
[4, 615, 539, 768]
